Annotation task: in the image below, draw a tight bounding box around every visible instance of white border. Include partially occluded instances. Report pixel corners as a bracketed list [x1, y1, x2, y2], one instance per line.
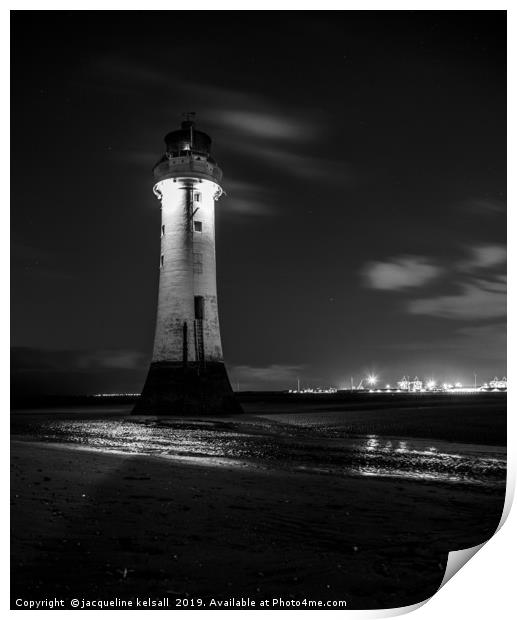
[5, 3, 512, 618]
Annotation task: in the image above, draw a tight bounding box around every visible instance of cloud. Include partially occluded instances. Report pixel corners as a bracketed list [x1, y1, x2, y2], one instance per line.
[75, 350, 147, 370]
[232, 141, 353, 184]
[361, 244, 506, 321]
[12, 347, 148, 373]
[216, 110, 309, 141]
[408, 277, 506, 320]
[362, 256, 441, 290]
[463, 198, 506, 215]
[213, 109, 351, 185]
[11, 347, 149, 396]
[459, 244, 506, 271]
[227, 363, 304, 390]
[222, 180, 276, 216]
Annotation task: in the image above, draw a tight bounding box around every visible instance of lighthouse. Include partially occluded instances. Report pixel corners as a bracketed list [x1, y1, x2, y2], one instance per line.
[133, 117, 241, 415]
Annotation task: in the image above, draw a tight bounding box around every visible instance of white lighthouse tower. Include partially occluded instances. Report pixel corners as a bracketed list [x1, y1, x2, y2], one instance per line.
[134, 117, 241, 415]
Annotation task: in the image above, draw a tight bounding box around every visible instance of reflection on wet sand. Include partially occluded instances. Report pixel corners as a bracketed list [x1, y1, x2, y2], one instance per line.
[12, 414, 506, 488]
[355, 434, 505, 485]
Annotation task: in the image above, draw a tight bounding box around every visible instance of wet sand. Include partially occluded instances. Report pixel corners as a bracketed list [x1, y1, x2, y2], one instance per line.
[11, 400, 506, 609]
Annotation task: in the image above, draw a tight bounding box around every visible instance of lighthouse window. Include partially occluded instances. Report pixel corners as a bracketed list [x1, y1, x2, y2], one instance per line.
[194, 192, 202, 203]
[161, 225, 165, 237]
[160, 255, 164, 268]
[194, 221, 202, 232]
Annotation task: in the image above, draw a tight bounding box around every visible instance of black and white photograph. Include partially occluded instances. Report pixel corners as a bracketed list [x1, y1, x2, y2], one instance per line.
[10, 8, 507, 612]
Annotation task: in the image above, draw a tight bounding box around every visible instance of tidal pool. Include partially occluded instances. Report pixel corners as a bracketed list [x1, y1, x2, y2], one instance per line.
[11, 409, 506, 488]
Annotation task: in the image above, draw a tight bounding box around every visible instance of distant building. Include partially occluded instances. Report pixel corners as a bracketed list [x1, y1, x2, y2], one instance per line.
[410, 377, 423, 391]
[397, 376, 410, 391]
[397, 376, 423, 391]
[488, 376, 507, 390]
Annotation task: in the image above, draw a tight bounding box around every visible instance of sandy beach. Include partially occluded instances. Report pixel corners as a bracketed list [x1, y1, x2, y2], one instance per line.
[11, 397, 506, 610]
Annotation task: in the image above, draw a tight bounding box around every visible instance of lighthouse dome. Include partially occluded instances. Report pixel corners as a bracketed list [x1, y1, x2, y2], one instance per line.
[164, 121, 212, 157]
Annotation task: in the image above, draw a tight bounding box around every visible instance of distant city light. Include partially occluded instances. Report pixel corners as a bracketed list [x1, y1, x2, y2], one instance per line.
[286, 375, 506, 395]
[93, 393, 140, 397]
[289, 387, 337, 394]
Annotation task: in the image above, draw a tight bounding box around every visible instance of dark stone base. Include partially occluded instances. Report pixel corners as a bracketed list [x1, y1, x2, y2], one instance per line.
[132, 361, 242, 415]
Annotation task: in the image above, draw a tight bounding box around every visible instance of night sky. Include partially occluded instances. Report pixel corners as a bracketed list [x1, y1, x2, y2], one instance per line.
[11, 11, 506, 395]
